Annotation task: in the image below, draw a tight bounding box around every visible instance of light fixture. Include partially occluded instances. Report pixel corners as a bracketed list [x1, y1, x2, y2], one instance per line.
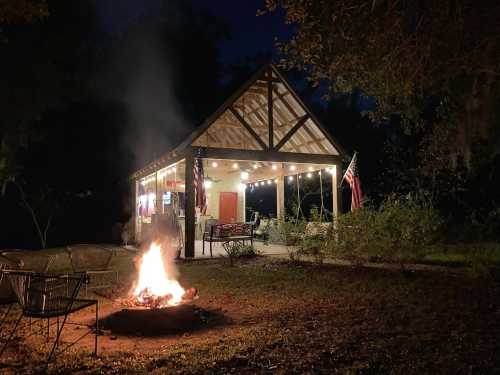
[172, 167, 176, 172]
[204, 180, 212, 188]
[299, 175, 302, 179]
[288, 176, 294, 182]
[318, 171, 322, 176]
[232, 163, 239, 169]
[238, 183, 246, 191]
[254, 183, 258, 188]
[267, 180, 272, 185]
[290, 165, 296, 171]
[328, 166, 336, 175]
[307, 172, 312, 178]
[271, 164, 277, 170]
[260, 181, 265, 186]
[274, 179, 278, 183]
[253, 164, 258, 169]
[241, 171, 249, 180]
[211, 161, 218, 168]
[308, 166, 313, 171]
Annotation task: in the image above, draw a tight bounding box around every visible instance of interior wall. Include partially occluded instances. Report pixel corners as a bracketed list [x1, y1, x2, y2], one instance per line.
[205, 172, 245, 223]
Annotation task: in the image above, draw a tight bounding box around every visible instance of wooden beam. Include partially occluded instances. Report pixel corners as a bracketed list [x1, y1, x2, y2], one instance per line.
[229, 107, 268, 150]
[274, 115, 310, 151]
[184, 151, 195, 258]
[267, 67, 274, 149]
[199, 146, 343, 165]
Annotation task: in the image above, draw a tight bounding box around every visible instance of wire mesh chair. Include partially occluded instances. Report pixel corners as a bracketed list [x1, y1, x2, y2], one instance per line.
[0, 255, 22, 332]
[66, 244, 118, 295]
[0, 270, 98, 365]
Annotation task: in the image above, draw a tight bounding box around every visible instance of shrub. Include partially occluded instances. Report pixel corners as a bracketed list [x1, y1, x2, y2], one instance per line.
[327, 194, 443, 268]
[222, 242, 259, 266]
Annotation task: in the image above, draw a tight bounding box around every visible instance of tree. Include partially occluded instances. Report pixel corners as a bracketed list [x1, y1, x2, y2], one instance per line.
[262, 0, 500, 169]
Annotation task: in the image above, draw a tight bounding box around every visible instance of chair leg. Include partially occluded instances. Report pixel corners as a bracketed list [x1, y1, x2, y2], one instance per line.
[0, 304, 13, 331]
[210, 241, 213, 257]
[0, 312, 23, 358]
[202, 238, 205, 255]
[46, 310, 70, 365]
[94, 301, 98, 356]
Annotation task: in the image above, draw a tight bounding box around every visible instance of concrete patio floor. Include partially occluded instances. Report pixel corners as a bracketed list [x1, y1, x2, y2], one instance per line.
[179, 240, 289, 259]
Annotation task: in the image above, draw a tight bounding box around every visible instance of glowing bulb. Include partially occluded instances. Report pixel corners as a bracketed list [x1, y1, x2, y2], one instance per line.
[307, 172, 312, 178]
[238, 183, 246, 191]
[290, 165, 296, 171]
[254, 183, 258, 188]
[299, 175, 302, 179]
[204, 180, 212, 188]
[288, 176, 294, 182]
[211, 161, 218, 168]
[232, 163, 239, 169]
[241, 171, 249, 180]
[267, 180, 272, 185]
[274, 179, 278, 183]
[260, 181, 265, 186]
[172, 167, 176, 172]
[271, 164, 277, 170]
[253, 164, 258, 169]
[328, 167, 335, 175]
[308, 166, 313, 171]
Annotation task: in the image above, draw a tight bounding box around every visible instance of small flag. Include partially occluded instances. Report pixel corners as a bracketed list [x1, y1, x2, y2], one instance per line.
[193, 149, 207, 215]
[343, 152, 363, 211]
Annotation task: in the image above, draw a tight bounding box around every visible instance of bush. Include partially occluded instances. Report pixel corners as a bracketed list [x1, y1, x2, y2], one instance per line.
[327, 194, 443, 267]
[222, 242, 259, 266]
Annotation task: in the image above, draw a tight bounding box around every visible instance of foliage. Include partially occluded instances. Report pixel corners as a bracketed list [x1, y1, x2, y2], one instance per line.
[327, 195, 442, 267]
[263, 1, 500, 164]
[465, 244, 500, 278]
[222, 242, 259, 266]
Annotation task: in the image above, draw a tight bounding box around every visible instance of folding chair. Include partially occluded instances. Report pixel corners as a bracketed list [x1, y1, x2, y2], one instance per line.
[0, 270, 98, 366]
[66, 245, 118, 295]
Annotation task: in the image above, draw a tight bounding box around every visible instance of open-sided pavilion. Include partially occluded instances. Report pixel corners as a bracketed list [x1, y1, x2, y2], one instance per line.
[131, 64, 348, 258]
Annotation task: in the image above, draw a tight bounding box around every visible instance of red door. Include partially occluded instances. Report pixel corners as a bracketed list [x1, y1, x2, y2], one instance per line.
[219, 192, 238, 223]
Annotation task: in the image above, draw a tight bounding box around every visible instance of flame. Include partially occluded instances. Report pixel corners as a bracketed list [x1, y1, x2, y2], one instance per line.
[133, 242, 185, 307]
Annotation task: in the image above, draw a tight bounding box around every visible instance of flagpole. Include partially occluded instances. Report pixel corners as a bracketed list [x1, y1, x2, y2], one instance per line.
[340, 152, 357, 187]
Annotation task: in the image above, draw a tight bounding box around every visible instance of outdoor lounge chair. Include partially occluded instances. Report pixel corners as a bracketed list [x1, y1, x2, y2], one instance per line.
[66, 244, 118, 295]
[0, 270, 98, 366]
[0, 251, 54, 332]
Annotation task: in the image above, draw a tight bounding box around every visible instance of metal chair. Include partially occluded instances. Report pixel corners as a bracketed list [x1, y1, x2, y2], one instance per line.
[0, 270, 98, 366]
[66, 244, 118, 295]
[0, 255, 22, 332]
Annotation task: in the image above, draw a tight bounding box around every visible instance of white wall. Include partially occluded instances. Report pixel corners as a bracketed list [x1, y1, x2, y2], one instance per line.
[205, 173, 245, 222]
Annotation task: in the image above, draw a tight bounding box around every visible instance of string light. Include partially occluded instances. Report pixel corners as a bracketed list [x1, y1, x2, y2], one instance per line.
[267, 180, 272, 185]
[271, 164, 277, 170]
[253, 164, 259, 169]
[260, 181, 265, 186]
[288, 176, 294, 182]
[232, 163, 239, 169]
[241, 171, 249, 180]
[306, 172, 312, 178]
[289, 165, 296, 171]
[211, 161, 218, 168]
[274, 179, 278, 183]
[308, 166, 313, 171]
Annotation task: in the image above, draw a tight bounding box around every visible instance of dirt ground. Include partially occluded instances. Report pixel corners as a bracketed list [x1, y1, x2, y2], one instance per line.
[1, 256, 500, 374]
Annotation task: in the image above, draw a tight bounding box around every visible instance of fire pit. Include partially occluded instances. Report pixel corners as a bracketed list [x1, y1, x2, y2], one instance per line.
[98, 242, 224, 336]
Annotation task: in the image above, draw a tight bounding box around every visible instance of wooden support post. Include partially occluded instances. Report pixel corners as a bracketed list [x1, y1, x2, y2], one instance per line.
[185, 153, 195, 258]
[133, 179, 139, 242]
[276, 165, 285, 220]
[332, 164, 343, 218]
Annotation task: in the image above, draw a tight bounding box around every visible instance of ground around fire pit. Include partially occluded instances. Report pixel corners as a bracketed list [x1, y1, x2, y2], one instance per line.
[99, 304, 227, 336]
[0, 250, 499, 374]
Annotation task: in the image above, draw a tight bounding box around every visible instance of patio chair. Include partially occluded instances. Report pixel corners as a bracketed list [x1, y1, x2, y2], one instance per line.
[0, 251, 54, 332]
[202, 219, 218, 256]
[0, 270, 98, 366]
[65, 245, 118, 295]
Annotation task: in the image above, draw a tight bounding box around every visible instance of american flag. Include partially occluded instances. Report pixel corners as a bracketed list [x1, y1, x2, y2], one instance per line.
[193, 150, 207, 215]
[343, 152, 363, 211]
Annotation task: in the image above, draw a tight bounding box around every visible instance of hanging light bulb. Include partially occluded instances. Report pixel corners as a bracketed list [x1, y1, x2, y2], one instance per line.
[211, 161, 218, 168]
[306, 172, 312, 178]
[289, 165, 296, 171]
[274, 179, 278, 183]
[267, 180, 272, 185]
[232, 162, 239, 169]
[288, 176, 294, 182]
[260, 181, 265, 186]
[271, 164, 277, 170]
[253, 164, 259, 169]
[241, 171, 249, 180]
[308, 166, 313, 171]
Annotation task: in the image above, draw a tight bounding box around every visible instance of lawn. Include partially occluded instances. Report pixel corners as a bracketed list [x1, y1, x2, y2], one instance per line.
[1, 249, 499, 374]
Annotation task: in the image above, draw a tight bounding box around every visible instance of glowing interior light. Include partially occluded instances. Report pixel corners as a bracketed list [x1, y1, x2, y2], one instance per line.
[290, 165, 296, 171]
[288, 176, 294, 182]
[241, 171, 249, 180]
[204, 180, 212, 188]
[267, 180, 272, 185]
[271, 164, 277, 170]
[299, 175, 302, 179]
[238, 183, 246, 191]
[307, 172, 312, 178]
[172, 167, 176, 172]
[254, 183, 258, 188]
[232, 163, 239, 169]
[211, 161, 218, 168]
[328, 167, 335, 175]
[274, 179, 278, 183]
[253, 164, 258, 169]
[308, 166, 313, 171]
[260, 181, 265, 186]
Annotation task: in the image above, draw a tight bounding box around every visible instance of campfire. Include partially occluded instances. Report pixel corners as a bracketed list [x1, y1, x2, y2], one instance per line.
[122, 242, 197, 309]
